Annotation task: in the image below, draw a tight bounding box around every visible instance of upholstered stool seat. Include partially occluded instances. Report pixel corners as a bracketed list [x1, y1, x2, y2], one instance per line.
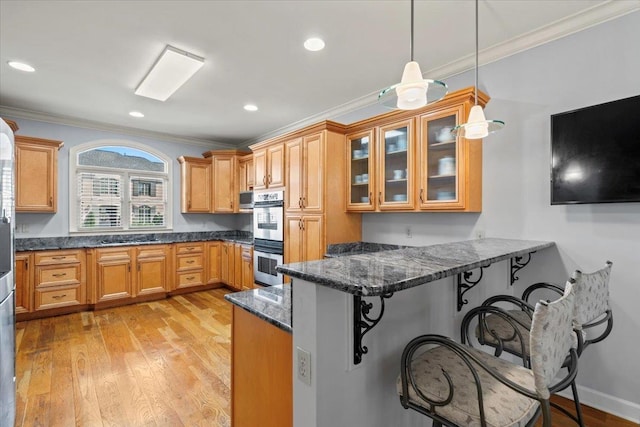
[397, 344, 538, 427]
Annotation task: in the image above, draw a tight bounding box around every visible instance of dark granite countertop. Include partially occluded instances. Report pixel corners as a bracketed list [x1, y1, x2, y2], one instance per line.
[224, 285, 292, 333]
[325, 241, 412, 258]
[15, 231, 253, 251]
[278, 238, 555, 296]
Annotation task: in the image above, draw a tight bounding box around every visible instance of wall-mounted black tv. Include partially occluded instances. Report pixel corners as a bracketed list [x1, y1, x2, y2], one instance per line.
[550, 95, 640, 205]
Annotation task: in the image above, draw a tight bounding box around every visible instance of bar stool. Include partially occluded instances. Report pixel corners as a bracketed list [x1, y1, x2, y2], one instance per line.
[460, 261, 613, 426]
[398, 282, 578, 427]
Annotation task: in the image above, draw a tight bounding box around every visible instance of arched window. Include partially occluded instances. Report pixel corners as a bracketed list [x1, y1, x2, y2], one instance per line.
[70, 141, 172, 233]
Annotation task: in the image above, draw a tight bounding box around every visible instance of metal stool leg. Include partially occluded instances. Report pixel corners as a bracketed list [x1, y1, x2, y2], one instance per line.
[571, 380, 585, 427]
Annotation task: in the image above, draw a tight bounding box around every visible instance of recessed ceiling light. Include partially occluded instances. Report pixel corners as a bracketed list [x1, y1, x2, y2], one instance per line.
[8, 61, 35, 72]
[304, 38, 325, 52]
[129, 111, 145, 118]
[244, 104, 258, 112]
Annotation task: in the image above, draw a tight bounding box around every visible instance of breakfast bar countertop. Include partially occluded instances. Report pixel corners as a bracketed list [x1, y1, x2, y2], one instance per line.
[224, 285, 292, 333]
[277, 238, 555, 296]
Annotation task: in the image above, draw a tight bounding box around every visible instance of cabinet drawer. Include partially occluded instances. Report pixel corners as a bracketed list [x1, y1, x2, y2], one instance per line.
[35, 250, 83, 265]
[137, 245, 169, 259]
[177, 254, 203, 270]
[175, 242, 204, 254]
[36, 265, 81, 288]
[96, 247, 133, 262]
[176, 271, 204, 288]
[34, 285, 82, 310]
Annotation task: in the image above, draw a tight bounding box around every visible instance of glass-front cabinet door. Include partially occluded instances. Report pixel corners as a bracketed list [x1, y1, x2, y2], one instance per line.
[346, 130, 375, 211]
[418, 105, 471, 210]
[377, 119, 414, 210]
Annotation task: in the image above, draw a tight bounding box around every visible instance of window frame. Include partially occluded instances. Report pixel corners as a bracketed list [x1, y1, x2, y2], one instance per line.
[69, 139, 173, 234]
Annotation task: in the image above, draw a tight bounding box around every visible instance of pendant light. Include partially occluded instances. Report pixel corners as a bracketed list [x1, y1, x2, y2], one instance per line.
[452, 0, 504, 139]
[378, 0, 447, 110]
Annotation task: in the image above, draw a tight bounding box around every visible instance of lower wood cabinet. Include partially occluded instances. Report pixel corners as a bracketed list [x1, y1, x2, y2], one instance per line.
[92, 247, 134, 303]
[33, 249, 87, 311]
[14, 253, 32, 314]
[231, 305, 292, 427]
[16, 239, 248, 319]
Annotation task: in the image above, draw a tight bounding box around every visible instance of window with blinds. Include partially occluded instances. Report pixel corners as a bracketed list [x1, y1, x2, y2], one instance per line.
[71, 144, 170, 232]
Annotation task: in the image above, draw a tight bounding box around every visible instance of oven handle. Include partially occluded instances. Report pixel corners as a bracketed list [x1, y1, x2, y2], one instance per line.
[254, 246, 284, 255]
[253, 201, 284, 208]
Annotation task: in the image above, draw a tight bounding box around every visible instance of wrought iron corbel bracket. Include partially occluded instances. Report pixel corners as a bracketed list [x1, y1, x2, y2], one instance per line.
[353, 292, 394, 365]
[510, 252, 535, 286]
[457, 267, 486, 311]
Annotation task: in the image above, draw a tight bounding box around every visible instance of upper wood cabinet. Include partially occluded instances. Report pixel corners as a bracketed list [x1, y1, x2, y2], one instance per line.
[178, 156, 211, 213]
[253, 142, 285, 190]
[285, 133, 324, 214]
[15, 135, 63, 212]
[238, 154, 254, 192]
[417, 103, 482, 211]
[202, 150, 250, 213]
[346, 86, 487, 213]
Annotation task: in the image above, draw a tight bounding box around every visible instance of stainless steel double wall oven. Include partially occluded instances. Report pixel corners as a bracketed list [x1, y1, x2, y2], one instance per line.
[252, 190, 284, 286]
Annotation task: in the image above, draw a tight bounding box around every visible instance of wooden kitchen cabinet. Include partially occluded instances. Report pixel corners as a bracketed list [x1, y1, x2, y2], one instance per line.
[233, 243, 243, 290]
[14, 252, 32, 314]
[417, 102, 483, 211]
[253, 142, 285, 190]
[238, 154, 254, 192]
[177, 156, 211, 213]
[285, 215, 324, 265]
[92, 247, 134, 303]
[203, 149, 250, 213]
[285, 133, 324, 213]
[175, 242, 205, 290]
[205, 241, 222, 286]
[135, 245, 169, 297]
[345, 87, 487, 213]
[33, 249, 86, 311]
[15, 135, 63, 212]
[221, 241, 236, 288]
[240, 245, 253, 290]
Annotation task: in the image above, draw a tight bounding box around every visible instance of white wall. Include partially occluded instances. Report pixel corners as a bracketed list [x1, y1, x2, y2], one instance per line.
[7, 117, 247, 236]
[356, 10, 640, 420]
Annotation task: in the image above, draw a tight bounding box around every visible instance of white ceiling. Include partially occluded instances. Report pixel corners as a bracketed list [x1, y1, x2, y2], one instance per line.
[1, 0, 638, 147]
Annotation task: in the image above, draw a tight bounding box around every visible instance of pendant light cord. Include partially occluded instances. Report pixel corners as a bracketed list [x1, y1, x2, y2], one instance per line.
[475, 0, 479, 105]
[410, 0, 414, 61]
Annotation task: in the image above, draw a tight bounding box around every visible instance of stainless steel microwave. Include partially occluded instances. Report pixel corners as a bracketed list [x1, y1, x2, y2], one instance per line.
[239, 191, 253, 209]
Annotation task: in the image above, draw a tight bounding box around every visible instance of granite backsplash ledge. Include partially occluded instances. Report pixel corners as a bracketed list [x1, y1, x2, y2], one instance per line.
[16, 230, 253, 251]
[325, 241, 413, 257]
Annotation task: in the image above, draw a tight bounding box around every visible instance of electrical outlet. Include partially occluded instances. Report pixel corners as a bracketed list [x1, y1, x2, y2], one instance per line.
[297, 347, 311, 386]
[406, 226, 412, 238]
[475, 229, 485, 239]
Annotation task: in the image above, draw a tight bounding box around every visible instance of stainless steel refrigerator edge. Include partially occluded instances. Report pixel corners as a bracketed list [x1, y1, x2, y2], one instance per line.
[0, 118, 16, 427]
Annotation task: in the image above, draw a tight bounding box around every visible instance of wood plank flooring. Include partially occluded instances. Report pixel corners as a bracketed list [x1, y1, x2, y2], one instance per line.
[14, 288, 637, 427]
[15, 288, 233, 427]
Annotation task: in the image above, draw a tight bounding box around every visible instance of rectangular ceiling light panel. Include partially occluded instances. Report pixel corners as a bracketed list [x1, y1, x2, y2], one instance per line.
[135, 45, 204, 102]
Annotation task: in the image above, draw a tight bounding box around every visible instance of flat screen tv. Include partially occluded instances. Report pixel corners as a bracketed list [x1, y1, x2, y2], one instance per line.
[550, 95, 640, 205]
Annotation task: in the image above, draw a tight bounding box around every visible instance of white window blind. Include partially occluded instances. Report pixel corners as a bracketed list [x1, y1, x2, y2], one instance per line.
[129, 176, 166, 228]
[78, 172, 122, 229]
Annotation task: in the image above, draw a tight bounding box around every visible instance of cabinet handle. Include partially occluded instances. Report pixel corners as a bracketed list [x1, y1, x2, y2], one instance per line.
[49, 197, 53, 206]
[298, 197, 302, 208]
[186, 276, 195, 281]
[378, 191, 382, 205]
[186, 247, 195, 251]
[25, 260, 28, 270]
[268, 174, 271, 184]
[186, 260, 195, 264]
[52, 256, 66, 260]
[137, 262, 140, 272]
[188, 200, 191, 209]
[52, 294, 67, 300]
[52, 272, 67, 278]
[368, 192, 372, 204]
[419, 189, 425, 203]
[230, 200, 233, 209]
[302, 197, 305, 208]
[128, 263, 131, 272]
[263, 175, 267, 185]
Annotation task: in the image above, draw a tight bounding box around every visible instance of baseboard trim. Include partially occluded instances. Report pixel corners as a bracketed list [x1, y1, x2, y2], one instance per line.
[556, 384, 640, 423]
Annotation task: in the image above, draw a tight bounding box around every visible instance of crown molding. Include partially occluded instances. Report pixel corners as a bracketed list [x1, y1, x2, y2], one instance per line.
[0, 105, 235, 149]
[242, 1, 640, 146]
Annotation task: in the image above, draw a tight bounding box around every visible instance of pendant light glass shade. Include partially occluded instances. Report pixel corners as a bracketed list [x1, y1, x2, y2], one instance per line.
[451, 0, 504, 139]
[378, 0, 447, 110]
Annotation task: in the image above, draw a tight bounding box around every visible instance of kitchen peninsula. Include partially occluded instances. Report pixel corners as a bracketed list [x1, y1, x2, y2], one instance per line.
[275, 237, 554, 427]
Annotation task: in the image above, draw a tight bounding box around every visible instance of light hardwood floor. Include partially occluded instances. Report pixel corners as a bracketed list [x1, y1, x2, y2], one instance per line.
[15, 288, 637, 427]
